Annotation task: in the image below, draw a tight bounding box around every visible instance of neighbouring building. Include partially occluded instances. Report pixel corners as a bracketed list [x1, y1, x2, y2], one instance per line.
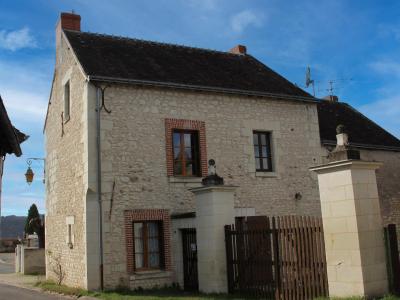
[0, 95, 28, 241]
[44, 12, 400, 291]
[317, 97, 400, 236]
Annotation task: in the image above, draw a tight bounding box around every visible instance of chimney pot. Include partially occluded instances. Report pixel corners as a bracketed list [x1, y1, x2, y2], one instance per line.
[229, 45, 247, 55]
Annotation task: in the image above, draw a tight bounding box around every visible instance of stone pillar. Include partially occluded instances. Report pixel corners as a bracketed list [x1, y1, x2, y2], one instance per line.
[191, 185, 236, 293]
[310, 128, 388, 297]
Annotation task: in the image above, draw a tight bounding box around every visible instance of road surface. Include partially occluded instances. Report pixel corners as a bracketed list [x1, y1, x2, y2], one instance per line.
[0, 253, 14, 274]
[0, 283, 72, 299]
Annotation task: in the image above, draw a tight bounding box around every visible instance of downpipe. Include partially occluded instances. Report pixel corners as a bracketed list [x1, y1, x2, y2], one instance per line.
[95, 86, 104, 291]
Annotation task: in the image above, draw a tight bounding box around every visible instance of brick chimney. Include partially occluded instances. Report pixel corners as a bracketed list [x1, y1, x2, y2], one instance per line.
[323, 95, 339, 102]
[56, 12, 81, 64]
[57, 12, 81, 32]
[229, 45, 247, 55]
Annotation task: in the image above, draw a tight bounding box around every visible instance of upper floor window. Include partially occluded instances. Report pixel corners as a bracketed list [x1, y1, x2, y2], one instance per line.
[253, 131, 273, 172]
[134, 221, 164, 270]
[64, 81, 70, 122]
[173, 130, 200, 176]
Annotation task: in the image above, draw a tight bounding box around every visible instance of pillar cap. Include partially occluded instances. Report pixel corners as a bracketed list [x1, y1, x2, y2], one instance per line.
[189, 185, 238, 194]
[310, 159, 382, 174]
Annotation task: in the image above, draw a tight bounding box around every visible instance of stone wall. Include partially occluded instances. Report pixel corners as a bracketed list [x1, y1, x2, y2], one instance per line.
[21, 247, 46, 275]
[45, 32, 87, 288]
[322, 147, 400, 239]
[98, 85, 323, 289]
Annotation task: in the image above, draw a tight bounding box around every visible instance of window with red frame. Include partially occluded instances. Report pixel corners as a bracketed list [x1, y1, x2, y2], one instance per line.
[172, 130, 200, 176]
[133, 221, 164, 270]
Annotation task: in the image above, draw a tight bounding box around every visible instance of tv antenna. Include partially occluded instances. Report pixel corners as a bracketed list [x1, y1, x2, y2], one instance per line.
[305, 66, 315, 96]
[326, 78, 353, 96]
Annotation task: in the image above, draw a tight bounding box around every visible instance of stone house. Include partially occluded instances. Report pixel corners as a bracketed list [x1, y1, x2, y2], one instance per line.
[44, 12, 400, 291]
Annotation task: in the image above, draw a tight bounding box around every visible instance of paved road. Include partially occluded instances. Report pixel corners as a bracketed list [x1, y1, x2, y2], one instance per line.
[0, 253, 14, 274]
[0, 283, 71, 299]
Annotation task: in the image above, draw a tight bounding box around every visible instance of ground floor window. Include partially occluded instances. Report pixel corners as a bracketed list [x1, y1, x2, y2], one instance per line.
[134, 221, 163, 270]
[125, 209, 171, 274]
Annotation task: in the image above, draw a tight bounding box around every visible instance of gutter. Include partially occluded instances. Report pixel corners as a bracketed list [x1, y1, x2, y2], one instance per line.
[88, 75, 318, 103]
[321, 139, 400, 152]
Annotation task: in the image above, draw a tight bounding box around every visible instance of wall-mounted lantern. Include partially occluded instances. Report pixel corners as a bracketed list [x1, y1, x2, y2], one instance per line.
[25, 165, 34, 185]
[25, 158, 45, 185]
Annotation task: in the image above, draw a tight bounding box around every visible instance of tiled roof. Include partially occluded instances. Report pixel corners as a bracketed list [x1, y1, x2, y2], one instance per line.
[317, 100, 400, 151]
[64, 30, 312, 100]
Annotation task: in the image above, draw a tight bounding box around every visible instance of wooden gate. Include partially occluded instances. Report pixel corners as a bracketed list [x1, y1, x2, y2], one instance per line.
[384, 224, 400, 296]
[225, 215, 328, 299]
[182, 228, 198, 291]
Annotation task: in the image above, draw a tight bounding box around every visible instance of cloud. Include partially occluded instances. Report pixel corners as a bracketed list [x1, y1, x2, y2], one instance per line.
[369, 60, 400, 78]
[230, 10, 263, 34]
[0, 59, 50, 123]
[359, 95, 400, 138]
[0, 27, 37, 51]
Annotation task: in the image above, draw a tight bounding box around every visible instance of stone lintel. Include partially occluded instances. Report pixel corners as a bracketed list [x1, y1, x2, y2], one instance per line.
[310, 159, 382, 174]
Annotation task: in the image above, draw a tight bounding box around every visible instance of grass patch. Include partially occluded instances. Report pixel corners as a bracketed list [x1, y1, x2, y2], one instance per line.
[35, 281, 94, 297]
[36, 280, 245, 299]
[36, 281, 400, 300]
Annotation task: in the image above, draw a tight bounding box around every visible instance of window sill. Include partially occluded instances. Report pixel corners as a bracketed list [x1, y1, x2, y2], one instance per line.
[255, 171, 278, 178]
[130, 270, 171, 281]
[168, 177, 202, 184]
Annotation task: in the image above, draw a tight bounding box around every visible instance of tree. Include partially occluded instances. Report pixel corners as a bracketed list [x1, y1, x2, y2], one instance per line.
[24, 204, 40, 235]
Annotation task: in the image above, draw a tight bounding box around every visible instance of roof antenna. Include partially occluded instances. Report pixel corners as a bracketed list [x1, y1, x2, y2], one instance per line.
[71, 9, 75, 14]
[305, 66, 315, 97]
[326, 78, 353, 96]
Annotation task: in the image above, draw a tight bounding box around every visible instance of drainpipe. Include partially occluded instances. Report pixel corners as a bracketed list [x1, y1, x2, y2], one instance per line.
[95, 86, 104, 290]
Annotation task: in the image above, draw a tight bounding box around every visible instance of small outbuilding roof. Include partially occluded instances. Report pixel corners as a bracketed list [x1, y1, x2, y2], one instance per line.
[317, 100, 400, 151]
[0, 96, 28, 157]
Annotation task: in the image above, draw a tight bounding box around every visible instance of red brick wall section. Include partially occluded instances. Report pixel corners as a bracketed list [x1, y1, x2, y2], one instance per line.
[124, 209, 172, 274]
[165, 118, 207, 177]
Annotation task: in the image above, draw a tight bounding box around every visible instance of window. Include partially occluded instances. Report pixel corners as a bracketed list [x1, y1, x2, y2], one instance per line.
[172, 130, 200, 176]
[253, 131, 273, 172]
[64, 81, 70, 121]
[134, 221, 164, 270]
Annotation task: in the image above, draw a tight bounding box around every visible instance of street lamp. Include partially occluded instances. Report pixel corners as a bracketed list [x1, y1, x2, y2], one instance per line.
[25, 158, 45, 185]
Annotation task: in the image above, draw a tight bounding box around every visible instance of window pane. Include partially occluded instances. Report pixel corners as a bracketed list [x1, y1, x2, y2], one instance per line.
[185, 148, 192, 160]
[262, 146, 268, 157]
[174, 161, 182, 175]
[254, 146, 259, 158]
[255, 158, 260, 170]
[261, 134, 267, 146]
[147, 223, 159, 237]
[184, 133, 191, 147]
[263, 158, 269, 170]
[173, 132, 180, 147]
[134, 223, 143, 238]
[149, 253, 160, 268]
[148, 238, 159, 252]
[135, 238, 143, 253]
[253, 133, 258, 145]
[186, 162, 193, 176]
[174, 147, 181, 159]
[135, 253, 144, 268]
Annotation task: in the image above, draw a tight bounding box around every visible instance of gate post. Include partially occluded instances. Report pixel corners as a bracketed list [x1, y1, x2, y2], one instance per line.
[310, 126, 388, 297]
[190, 159, 237, 293]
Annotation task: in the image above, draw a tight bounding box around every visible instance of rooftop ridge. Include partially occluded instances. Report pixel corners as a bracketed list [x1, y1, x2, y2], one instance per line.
[64, 29, 245, 57]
